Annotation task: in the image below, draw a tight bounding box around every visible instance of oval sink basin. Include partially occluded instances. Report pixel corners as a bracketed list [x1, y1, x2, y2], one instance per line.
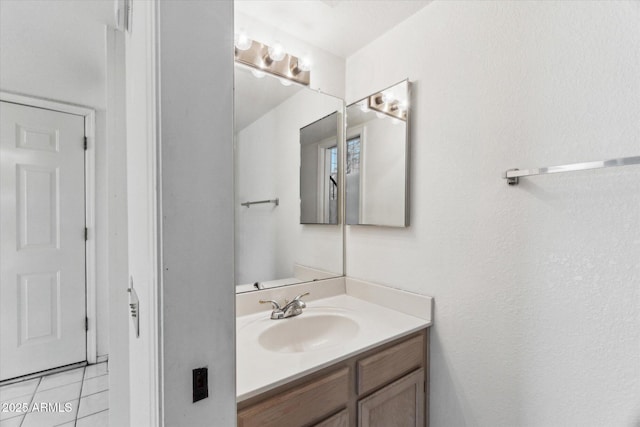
[258, 313, 360, 353]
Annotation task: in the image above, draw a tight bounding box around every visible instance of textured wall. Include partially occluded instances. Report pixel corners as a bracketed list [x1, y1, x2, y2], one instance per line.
[345, 2, 640, 426]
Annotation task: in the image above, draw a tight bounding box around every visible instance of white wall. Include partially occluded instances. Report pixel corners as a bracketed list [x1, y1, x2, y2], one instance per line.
[158, 1, 236, 425]
[235, 90, 343, 285]
[0, 0, 113, 358]
[346, 2, 640, 426]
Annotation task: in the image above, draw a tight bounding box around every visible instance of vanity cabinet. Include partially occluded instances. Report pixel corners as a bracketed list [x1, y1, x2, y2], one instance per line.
[358, 369, 424, 427]
[237, 329, 429, 427]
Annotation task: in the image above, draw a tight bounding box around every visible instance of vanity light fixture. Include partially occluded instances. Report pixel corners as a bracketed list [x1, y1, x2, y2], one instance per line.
[235, 38, 310, 86]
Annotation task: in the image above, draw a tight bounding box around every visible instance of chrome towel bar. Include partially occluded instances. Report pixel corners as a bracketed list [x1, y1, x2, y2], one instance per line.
[241, 198, 279, 207]
[504, 155, 640, 185]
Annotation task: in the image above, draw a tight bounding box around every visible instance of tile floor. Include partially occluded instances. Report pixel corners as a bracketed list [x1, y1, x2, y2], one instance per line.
[0, 362, 108, 427]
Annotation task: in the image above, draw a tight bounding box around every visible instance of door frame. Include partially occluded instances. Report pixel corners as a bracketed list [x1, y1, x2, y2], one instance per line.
[0, 91, 97, 365]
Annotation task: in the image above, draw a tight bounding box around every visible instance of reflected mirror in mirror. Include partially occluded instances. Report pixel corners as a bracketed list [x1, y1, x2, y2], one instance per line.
[234, 65, 344, 293]
[300, 112, 341, 225]
[345, 80, 410, 227]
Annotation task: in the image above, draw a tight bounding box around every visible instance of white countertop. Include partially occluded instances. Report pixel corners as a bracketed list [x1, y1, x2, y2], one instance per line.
[236, 278, 433, 402]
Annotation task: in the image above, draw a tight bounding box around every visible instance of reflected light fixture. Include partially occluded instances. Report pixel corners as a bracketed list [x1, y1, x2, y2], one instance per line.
[235, 37, 310, 86]
[251, 69, 266, 78]
[368, 90, 407, 121]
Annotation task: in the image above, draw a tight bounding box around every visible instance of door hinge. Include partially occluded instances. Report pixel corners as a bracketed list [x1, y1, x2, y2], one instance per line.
[84, 227, 88, 241]
[84, 136, 88, 150]
[85, 317, 89, 331]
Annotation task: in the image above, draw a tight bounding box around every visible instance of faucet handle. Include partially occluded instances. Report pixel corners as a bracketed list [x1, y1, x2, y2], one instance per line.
[292, 292, 310, 302]
[259, 299, 281, 310]
[291, 292, 310, 308]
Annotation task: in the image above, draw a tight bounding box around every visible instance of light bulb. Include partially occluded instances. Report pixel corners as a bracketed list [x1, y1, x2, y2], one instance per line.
[234, 32, 252, 51]
[298, 56, 312, 72]
[399, 99, 408, 110]
[251, 69, 265, 78]
[268, 42, 286, 61]
[381, 91, 395, 104]
[279, 78, 292, 87]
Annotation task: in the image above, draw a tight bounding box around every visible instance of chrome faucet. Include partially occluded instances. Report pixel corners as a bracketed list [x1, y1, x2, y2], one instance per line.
[259, 292, 310, 320]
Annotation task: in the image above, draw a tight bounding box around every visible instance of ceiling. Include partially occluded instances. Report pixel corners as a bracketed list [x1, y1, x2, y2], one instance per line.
[235, 0, 431, 58]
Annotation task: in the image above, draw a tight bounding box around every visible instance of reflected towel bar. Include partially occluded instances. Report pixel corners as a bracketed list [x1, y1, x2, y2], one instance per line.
[503, 155, 640, 185]
[241, 198, 279, 207]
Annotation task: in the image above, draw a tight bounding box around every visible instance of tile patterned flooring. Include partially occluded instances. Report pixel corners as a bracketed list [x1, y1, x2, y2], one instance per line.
[0, 363, 108, 427]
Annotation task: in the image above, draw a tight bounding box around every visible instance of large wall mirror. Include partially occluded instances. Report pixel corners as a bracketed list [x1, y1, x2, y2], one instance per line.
[345, 80, 410, 227]
[234, 65, 344, 293]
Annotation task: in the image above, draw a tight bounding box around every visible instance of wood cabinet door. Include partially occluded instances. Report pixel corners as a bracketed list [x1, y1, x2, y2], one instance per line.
[314, 409, 349, 427]
[358, 368, 425, 427]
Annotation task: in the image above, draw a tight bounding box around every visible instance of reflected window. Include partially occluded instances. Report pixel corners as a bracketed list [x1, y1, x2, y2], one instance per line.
[346, 136, 360, 175]
[328, 146, 338, 201]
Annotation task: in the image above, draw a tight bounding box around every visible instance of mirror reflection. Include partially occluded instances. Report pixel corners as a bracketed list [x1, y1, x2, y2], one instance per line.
[300, 112, 341, 225]
[234, 66, 344, 293]
[345, 80, 410, 227]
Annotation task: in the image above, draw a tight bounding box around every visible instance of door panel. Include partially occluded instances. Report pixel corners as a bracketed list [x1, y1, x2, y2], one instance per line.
[0, 101, 86, 381]
[17, 164, 60, 249]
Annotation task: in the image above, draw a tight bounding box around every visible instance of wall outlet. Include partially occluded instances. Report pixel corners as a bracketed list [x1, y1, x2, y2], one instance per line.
[192, 367, 208, 403]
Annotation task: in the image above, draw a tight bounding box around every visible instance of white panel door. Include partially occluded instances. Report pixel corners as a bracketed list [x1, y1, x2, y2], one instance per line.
[0, 101, 86, 381]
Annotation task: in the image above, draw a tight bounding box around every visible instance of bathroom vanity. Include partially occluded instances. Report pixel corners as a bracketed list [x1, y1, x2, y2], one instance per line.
[232, 27, 424, 425]
[236, 278, 432, 427]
